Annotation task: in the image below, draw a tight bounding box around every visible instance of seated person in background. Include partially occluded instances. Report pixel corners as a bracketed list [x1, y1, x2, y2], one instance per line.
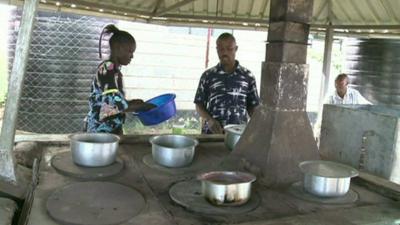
[314, 73, 372, 144]
[326, 73, 372, 105]
[194, 33, 260, 134]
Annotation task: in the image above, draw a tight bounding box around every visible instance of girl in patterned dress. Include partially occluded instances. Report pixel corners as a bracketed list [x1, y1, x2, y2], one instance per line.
[86, 24, 155, 134]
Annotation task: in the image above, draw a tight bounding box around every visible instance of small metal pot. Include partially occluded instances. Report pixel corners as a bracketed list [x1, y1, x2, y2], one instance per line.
[299, 160, 359, 197]
[224, 124, 246, 151]
[149, 135, 198, 168]
[70, 133, 120, 167]
[197, 171, 256, 206]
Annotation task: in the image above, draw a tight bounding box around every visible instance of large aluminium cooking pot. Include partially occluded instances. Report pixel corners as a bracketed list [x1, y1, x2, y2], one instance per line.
[224, 124, 246, 151]
[197, 171, 256, 206]
[299, 160, 359, 197]
[149, 135, 198, 168]
[70, 133, 120, 167]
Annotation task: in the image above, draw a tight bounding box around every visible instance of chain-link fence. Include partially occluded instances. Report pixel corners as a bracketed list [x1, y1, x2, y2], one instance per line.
[9, 9, 114, 133]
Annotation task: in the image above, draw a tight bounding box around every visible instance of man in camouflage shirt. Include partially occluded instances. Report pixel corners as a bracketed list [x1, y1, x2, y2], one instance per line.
[194, 33, 260, 134]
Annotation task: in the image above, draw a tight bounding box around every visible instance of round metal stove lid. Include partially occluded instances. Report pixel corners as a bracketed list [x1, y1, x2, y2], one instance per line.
[46, 181, 145, 225]
[51, 152, 124, 179]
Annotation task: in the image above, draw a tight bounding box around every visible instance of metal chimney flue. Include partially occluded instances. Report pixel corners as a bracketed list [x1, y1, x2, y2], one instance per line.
[221, 0, 320, 187]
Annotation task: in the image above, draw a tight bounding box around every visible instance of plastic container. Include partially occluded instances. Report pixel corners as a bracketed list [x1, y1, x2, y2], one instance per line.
[136, 93, 177, 126]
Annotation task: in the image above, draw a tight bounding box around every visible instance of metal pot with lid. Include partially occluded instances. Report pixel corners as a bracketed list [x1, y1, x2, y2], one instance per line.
[224, 124, 246, 151]
[299, 160, 359, 197]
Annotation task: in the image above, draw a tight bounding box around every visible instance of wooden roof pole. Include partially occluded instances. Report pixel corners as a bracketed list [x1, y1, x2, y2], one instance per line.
[0, 0, 39, 183]
[319, 0, 334, 107]
[319, 25, 334, 105]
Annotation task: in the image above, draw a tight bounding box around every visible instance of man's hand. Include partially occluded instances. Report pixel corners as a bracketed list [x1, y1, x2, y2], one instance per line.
[195, 103, 223, 134]
[207, 118, 223, 134]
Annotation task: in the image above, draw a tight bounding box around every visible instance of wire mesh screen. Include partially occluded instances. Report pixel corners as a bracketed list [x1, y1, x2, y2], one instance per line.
[9, 9, 114, 133]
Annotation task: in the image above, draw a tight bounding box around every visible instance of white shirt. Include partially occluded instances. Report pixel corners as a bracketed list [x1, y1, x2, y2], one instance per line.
[326, 87, 372, 105]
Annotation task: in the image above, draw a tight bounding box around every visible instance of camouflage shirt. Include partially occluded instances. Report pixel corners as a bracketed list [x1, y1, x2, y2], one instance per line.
[194, 61, 260, 134]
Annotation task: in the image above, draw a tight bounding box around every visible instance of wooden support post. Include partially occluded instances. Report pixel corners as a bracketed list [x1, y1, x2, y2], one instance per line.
[319, 26, 334, 105]
[0, 0, 39, 183]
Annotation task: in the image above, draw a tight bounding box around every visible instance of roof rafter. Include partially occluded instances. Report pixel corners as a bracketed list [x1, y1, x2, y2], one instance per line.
[219, 0, 224, 16]
[348, 0, 367, 24]
[234, 0, 240, 18]
[334, 0, 354, 24]
[152, 0, 164, 14]
[155, 0, 196, 17]
[203, 0, 208, 14]
[385, 0, 400, 22]
[54, 0, 150, 16]
[259, 0, 269, 18]
[164, 13, 269, 24]
[378, 0, 397, 23]
[365, 0, 381, 23]
[248, 0, 255, 16]
[314, 0, 328, 22]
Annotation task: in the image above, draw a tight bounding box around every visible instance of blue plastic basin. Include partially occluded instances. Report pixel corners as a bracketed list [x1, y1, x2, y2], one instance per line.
[136, 93, 176, 126]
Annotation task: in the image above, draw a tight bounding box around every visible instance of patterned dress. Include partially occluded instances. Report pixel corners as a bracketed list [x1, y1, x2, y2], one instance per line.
[194, 61, 260, 134]
[86, 60, 128, 134]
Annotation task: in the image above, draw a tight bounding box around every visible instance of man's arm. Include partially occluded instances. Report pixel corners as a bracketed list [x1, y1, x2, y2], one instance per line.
[195, 103, 223, 134]
[245, 73, 260, 118]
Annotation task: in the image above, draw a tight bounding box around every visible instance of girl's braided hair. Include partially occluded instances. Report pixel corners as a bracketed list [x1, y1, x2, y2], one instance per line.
[98, 24, 136, 59]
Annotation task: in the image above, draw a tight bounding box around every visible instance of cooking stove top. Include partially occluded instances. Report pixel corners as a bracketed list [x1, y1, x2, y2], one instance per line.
[26, 142, 398, 225]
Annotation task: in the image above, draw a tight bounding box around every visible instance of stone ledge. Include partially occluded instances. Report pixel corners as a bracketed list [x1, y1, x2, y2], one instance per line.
[0, 198, 17, 225]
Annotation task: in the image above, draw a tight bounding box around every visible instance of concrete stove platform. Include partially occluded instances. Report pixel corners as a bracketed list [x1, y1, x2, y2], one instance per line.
[26, 139, 400, 225]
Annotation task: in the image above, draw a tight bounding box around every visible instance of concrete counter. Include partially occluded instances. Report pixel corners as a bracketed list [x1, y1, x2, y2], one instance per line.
[26, 138, 400, 225]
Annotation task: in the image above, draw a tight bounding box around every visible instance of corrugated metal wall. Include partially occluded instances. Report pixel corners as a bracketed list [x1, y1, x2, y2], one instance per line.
[345, 38, 400, 106]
